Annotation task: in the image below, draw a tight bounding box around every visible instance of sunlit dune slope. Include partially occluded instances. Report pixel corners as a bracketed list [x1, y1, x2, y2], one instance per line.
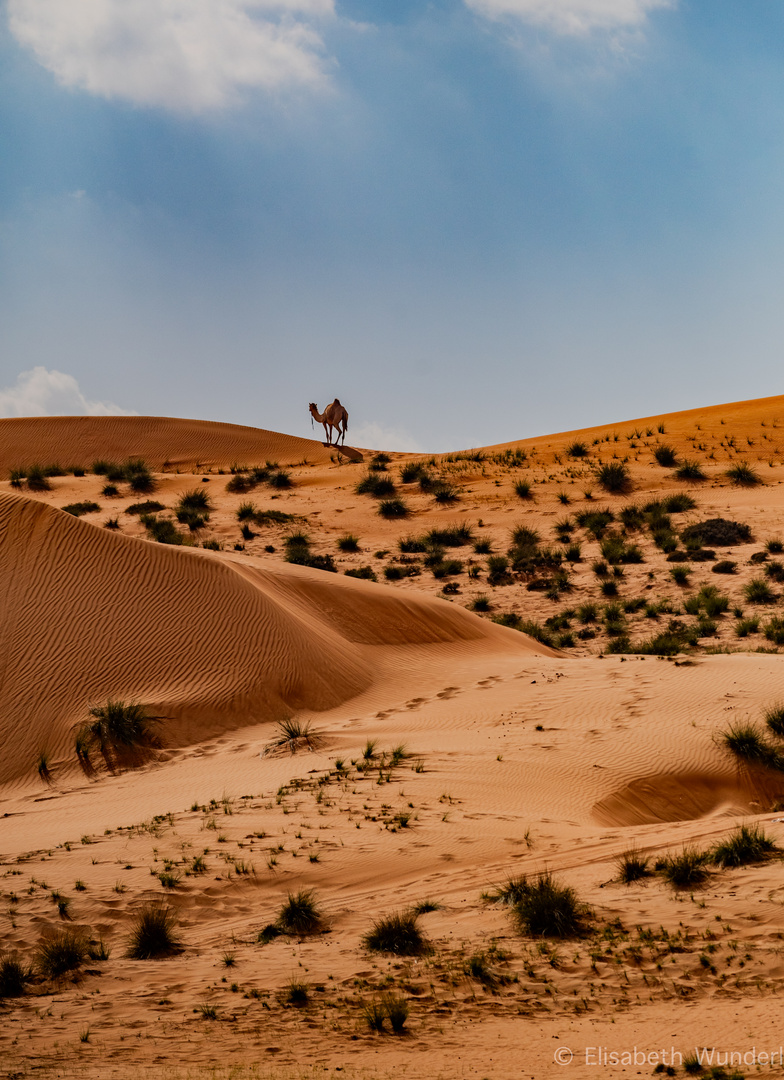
[0, 491, 546, 787]
[478, 392, 784, 460]
[0, 414, 362, 472]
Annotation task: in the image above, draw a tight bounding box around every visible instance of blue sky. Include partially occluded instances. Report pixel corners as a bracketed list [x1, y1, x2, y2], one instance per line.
[2, 0, 784, 450]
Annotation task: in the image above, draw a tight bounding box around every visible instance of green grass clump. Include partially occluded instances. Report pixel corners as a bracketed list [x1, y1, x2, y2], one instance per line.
[401, 461, 427, 483]
[363, 911, 428, 955]
[284, 533, 336, 572]
[337, 533, 360, 552]
[615, 849, 652, 884]
[26, 465, 51, 491]
[356, 474, 396, 497]
[140, 514, 183, 545]
[126, 500, 165, 515]
[126, 901, 183, 959]
[470, 595, 491, 612]
[426, 524, 474, 547]
[734, 617, 759, 638]
[514, 480, 532, 500]
[744, 577, 776, 604]
[378, 499, 410, 518]
[177, 488, 212, 513]
[726, 462, 762, 487]
[510, 872, 591, 937]
[432, 482, 458, 503]
[669, 565, 691, 586]
[596, 462, 632, 494]
[653, 444, 677, 466]
[764, 617, 784, 645]
[675, 459, 706, 481]
[62, 502, 101, 517]
[283, 980, 309, 1007]
[346, 566, 378, 581]
[566, 441, 588, 458]
[276, 890, 324, 936]
[764, 703, 784, 737]
[660, 847, 711, 889]
[77, 700, 160, 768]
[711, 824, 778, 868]
[0, 953, 28, 997]
[36, 930, 88, 979]
[721, 722, 783, 769]
[267, 717, 317, 754]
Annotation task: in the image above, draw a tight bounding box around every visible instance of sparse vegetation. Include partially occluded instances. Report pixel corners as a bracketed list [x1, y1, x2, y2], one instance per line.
[127, 901, 183, 959]
[660, 847, 711, 889]
[726, 462, 762, 487]
[712, 824, 778, 867]
[76, 700, 160, 768]
[36, 929, 88, 979]
[509, 872, 591, 937]
[616, 849, 652, 883]
[596, 462, 632, 494]
[62, 502, 101, 517]
[363, 911, 428, 955]
[275, 890, 324, 936]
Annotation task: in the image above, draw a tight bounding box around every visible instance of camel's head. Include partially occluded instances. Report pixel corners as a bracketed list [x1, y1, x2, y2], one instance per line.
[308, 402, 317, 414]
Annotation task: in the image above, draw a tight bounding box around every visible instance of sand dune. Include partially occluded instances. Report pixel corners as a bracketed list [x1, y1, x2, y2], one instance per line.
[0, 490, 541, 788]
[0, 414, 363, 473]
[5, 400, 784, 1079]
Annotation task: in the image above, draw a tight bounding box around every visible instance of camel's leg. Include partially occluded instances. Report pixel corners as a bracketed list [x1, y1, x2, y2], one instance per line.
[322, 422, 330, 446]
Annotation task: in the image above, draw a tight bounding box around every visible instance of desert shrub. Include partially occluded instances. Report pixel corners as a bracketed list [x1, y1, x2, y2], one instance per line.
[267, 717, 317, 754]
[127, 901, 183, 959]
[681, 518, 753, 547]
[764, 617, 784, 645]
[669, 565, 691, 586]
[426, 524, 474, 547]
[596, 462, 631, 494]
[600, 536, 644, 565]
[363, 911, 428, 956]
[615, 849, 652, 884]
[653, 445, 677, 466]
[663, 493, 697, 512]
[514, 480, 532, 500]
[486, 555, 511, 585]
[77, 700, 160, 767]
[697, 585, 730, 617]
[401, 461, 426, 483]
[177, 509, 208, 530]
[675, 459, 706, 481]
[510, 873, 590, 937]
[376, 499, 408, 518]
[721, 722, 782, 769]
[126, 461, 155, 494]
[276, 890, 324, 936]
[711, 824, 778, 868]
[635, 631, 691, 656]
[369, 453, 390, 472]
[473, 538, 493, 555]
[62, 502, 100, 517]
[226, 473, 255, 494]
[37, 930, 88, 979]
[765, 559, 784, 583]
[576, 509, 614, 538]
[177, 489, 212, 513]
[432, 483, 458, 503]
[346, 566, 378, 581]
[382, 992, 409, 1033]
[141, 515, 183, 545]
[735, 617, 759, 638]
[282, 980, 309, 1007]
[356, 474, 395, 497]
[337, 533, 360, 552]
[726, 462, 762, 487]
[566, 441, 588, 458]
[660, 847, 710, 889]
[26, 465, 51, 491]
[0, 953, 28, 997]
[712, 560, 737, 574]
[126, 500, 165, 515]
[744, 577, 776, 604]
[767, 538, 784, 554]
[284, 533, 336, 572]
[470, 595, 491, 611]
[763, 703, 784, 737]
[399, 535, 427, 553]
[493, 612, 521, 629]
[269, 470, 292, 489]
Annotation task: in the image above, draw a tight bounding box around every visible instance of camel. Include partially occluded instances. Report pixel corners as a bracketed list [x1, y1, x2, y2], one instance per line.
[309, 399, 348, 446]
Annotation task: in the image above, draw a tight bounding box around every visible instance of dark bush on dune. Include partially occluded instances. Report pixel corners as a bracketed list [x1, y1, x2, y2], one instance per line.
[680, 518, 752, 547]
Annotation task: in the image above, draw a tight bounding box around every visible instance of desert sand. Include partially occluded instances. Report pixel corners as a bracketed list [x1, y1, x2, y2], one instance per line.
[3, 399, 784, 1079]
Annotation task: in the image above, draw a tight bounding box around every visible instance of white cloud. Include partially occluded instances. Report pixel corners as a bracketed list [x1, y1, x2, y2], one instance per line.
[0, 367, 137, 418]
[7, 0, 335, 113]
[350, 421, 423, 454]
[464, 0, 673, 35]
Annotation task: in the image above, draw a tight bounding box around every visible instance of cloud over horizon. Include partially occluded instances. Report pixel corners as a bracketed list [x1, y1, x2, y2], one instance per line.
[0, 368, 137, 419]
[463, 0, 674, 34]
[7, 0, 335, 112]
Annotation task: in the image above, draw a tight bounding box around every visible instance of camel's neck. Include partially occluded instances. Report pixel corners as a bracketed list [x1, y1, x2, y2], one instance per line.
[310, 406, 326, 423]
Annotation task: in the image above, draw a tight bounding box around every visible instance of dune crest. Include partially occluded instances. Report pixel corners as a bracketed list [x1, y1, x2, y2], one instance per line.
[0, 414, 363, 472]
[0, 491, 543, 788]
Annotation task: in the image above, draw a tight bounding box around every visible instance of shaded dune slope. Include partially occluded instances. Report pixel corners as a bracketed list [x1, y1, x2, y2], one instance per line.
[0, 492, 544, 787]
[0, 415, 362, 473]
